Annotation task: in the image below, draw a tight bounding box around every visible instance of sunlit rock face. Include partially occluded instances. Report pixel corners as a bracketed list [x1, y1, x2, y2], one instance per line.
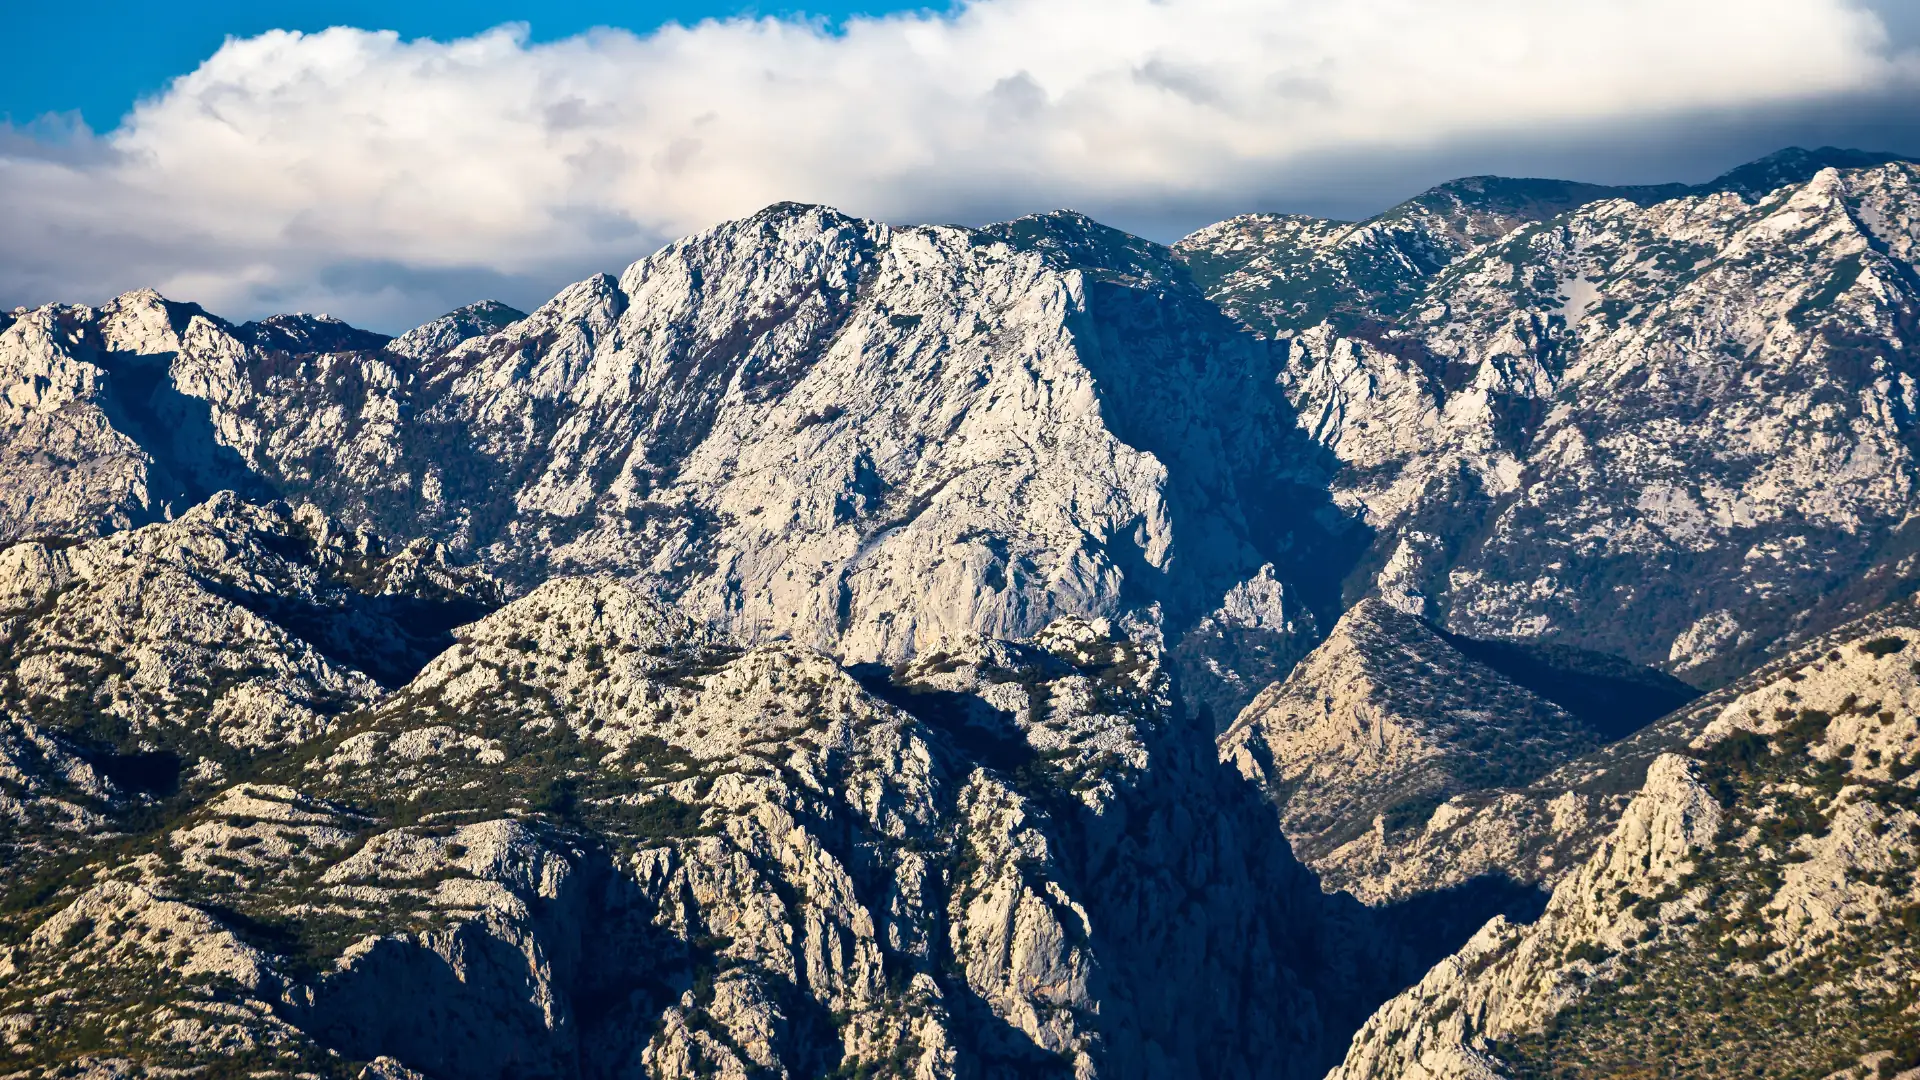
[0, 560, 1404, 1080]
[1184, 153, 1920, 684]
[1326, 611, 1920, 1080]
[3, 207, 1350, 678]
[6, 147, 1920, 1080]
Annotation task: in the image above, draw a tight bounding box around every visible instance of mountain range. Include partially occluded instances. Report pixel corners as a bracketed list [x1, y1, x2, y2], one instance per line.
[2, 145, 1918, 1079]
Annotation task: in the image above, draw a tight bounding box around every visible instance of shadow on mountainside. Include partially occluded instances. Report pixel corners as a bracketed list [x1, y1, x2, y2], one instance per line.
[99, 350, 275, 522]
[225, 584, 497, 690]
[1437, 629, 1702, 740]
[865, 648, 1494, 1078]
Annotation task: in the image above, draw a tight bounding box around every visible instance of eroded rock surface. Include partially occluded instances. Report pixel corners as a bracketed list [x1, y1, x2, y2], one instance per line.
[1185, 151, 1920, 685]
[1220, 599, 1694, 903]
[1329, 614, 1920, 1080]
[0, 561, 1403, 1079]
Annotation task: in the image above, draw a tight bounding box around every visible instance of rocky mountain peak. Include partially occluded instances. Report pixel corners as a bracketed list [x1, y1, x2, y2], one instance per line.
[236, 313, 392, 355]
[1221, 598, 1694, 900]
[7, 144, 1920, 1079]
[1704, 144, 1918, 199]
[386, 300, 526, 363]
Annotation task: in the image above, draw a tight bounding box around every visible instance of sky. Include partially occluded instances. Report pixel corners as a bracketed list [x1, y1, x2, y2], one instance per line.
[0, 1, 937, 132]
[4, 0, 1919, 333]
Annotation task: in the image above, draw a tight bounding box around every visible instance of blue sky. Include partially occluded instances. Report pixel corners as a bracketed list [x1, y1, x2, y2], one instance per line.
[3, 0, 1917, 332]
[1, 1, 939, 130]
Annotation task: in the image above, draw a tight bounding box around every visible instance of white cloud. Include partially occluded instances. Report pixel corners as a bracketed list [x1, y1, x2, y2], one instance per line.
[2, 0, 1916, 329]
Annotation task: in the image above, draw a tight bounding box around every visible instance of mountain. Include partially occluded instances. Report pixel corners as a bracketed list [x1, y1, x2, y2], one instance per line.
[0, 503, 1414, 1080]
[1325, 602, 1920, 1080]
[0, 209, 1352, 689]
[0, 291, 495, 544]
[1176, 146, 1915, 339]
[5, 146, 1920, 1078]
[1193, 152, 1920, 686]
[12, 150, 1920, 694]
[0, 495, 499, 880]
[1221, 599, 1696, 902]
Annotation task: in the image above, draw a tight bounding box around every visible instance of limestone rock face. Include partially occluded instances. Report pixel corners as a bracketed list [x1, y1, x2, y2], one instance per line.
[0, 546, 1404, 1079]
[1183, 152, 1920, 685]
[1328, 612, 1920, 1080]
[383, 301, 526, 363]
[0, 288, 500, 544]
[0, 492, 499, 884]
[1176, 174, 1696, 337]
[0, 209, 1346, 678]
[1175, 147, 1910, 339]
[1220, 599, 1695, 902]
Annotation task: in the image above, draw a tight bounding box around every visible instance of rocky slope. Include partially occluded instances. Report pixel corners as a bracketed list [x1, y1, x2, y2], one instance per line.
[0, 209, 1350, 684]
[13, 149, 1919, 695]
[0, 290, 520, 545]
[1177, 147, 1914, 339]
[1182, 149, 1920, 685]
[1220, 599, 1695, 902]
[1327, 604, 1920, 1080]
[0, 494, 499, 887]
[0, 507, 1415, 1079]
[1177, 175, 1691, 339]
[7, 146, 1920, 1078]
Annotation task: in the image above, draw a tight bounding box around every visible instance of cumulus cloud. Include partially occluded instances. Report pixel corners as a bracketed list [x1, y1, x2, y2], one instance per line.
[3, 0, 1917, 330]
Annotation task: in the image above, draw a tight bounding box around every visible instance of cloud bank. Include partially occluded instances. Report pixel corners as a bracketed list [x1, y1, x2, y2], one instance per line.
[3, 0, 1918, 330]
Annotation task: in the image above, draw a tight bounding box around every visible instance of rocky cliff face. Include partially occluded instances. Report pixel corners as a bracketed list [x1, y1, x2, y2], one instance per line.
[0, 504, 1412, 1079]
[1220, 599, 1694, 903]
[1326, 606, 1920, 1080]
[1176, 147, 1914, 340]
[1182, 151, 1920, 685]
[0, 290, 512, 545]
[0, 208, 1351, 680]
[17, 151, 1919, 694]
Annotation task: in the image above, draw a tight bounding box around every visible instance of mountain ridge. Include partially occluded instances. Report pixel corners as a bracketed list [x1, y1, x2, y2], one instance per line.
[5, 144, 1920, 1080]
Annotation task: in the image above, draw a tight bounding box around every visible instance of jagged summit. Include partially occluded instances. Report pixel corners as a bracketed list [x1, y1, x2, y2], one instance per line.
[235, 312, 392, 354]
[385, 299, 524, 362]
[1704, 144, 1918, 198]
[3, 203, 1351, 672]
[1221, 598, 1695, 899]
[1174, 145, 1920, 337]
[1183, 150, 1920, 687]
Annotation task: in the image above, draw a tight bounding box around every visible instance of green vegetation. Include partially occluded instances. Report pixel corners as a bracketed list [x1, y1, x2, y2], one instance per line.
[1494, 687, 1920, 1080]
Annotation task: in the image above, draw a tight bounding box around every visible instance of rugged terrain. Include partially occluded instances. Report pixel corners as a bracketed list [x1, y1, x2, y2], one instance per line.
[1183, 148, 1920, 684]
[0, 506, 1407, 1080]
[0, 210, 1347, 685]
[1221, 599, 1696, 903]
[6, 146, 1920, 1078]
[1324, 606, 1920, 1080]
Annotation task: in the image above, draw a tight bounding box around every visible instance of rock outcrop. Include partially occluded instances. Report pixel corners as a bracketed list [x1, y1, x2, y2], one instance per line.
[1220, 599, 1694, 902]
[1327, 612, 1920, 1080]
[0, 541, 1405, 1079]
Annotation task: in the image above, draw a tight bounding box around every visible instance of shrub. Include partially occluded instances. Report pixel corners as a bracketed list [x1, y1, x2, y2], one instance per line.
[1861, 637, 1908, 658]
[1565, 940, 1613, 966]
